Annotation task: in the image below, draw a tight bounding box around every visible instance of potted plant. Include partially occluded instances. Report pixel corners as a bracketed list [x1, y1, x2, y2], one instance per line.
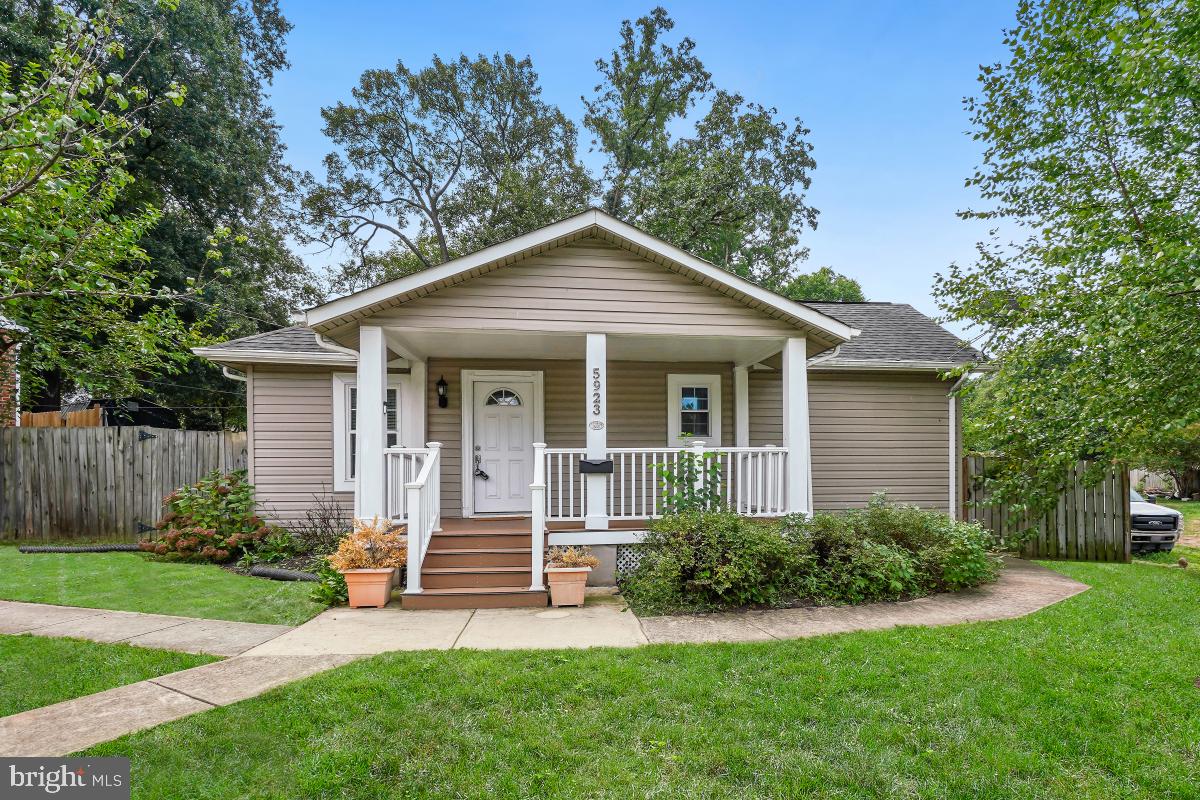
[545, 546, 600, 607]
[328, 517, 407, 608]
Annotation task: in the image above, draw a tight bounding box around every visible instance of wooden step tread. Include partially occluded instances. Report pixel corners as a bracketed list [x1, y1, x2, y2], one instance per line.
[422, 566, 530, 575]
[432, 531, 532, 538]
[424, 547, 532, 555]
[416, 585, 540, 596]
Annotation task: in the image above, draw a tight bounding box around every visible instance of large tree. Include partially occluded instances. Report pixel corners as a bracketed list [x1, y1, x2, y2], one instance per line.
[306, 8, 856, 300]
[301, 53, 593, 292]
[0, 2, 219, 399]
[584, 7, 820, 288]
[936, 0, 1200, 513]
[1, 0, 317, 428]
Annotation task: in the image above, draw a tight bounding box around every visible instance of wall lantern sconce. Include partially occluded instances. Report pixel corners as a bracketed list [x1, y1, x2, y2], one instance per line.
[436, 375, 448, 408]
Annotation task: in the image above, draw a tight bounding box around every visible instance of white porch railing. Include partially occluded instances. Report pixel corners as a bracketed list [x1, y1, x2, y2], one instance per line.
[386, 443, 441, 595]
[384, 447, 432, 521]
[542, 442, 790, 522]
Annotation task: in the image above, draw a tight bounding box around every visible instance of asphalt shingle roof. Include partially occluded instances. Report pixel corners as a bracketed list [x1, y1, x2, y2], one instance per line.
[203, 325, 328, 354]
[802, 302, 982, 366]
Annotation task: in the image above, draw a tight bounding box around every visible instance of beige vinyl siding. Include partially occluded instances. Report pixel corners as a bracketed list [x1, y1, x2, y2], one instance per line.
[249, 366, 353, 525]
[749, 370, 952, 511]
[429, 358, 734, 518]
[371, 238, 798, 337]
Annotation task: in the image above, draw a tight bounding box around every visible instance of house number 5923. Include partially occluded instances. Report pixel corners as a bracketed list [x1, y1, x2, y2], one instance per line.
[591, 367, 602, 416]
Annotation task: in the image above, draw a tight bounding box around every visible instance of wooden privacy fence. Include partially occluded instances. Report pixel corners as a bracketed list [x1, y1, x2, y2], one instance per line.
[0, 427, 247, 542]
[20, 406, 103, 428]
[962, 455, 1130, 562]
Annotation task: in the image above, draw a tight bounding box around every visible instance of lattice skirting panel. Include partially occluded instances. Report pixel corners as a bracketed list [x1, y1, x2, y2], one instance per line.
[615, 544, 644, 576]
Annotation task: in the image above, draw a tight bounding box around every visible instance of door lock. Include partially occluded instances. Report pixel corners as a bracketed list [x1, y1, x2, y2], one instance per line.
[473, 453, 490, 481]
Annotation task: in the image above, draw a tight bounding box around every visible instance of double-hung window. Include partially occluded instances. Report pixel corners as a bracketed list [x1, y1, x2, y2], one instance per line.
[333, 374, 402, 491]
[666, 374, 722, 446]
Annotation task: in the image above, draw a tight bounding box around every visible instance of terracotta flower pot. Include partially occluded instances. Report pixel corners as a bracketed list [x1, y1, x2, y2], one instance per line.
[341, 568, 396, 608]
[545, 566, 590, 607]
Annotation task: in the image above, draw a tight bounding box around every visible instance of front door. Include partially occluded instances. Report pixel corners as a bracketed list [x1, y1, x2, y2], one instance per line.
[472, 380, 535, 514]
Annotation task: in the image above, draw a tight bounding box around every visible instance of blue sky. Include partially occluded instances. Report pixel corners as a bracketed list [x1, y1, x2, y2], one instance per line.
[270, 1, 1016, 328]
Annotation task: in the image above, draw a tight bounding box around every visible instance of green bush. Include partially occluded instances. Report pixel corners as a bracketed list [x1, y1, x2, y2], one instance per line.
[310, 557, 348, 606]
[620, 511, 812, 613]
[138, 471, 278, 564]
[620, 496, 1000, 613]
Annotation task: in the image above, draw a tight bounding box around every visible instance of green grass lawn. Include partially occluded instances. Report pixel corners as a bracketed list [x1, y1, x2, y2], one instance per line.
[0, 547, 325, 626]
[87, 559, 1200, 799]
[0, 634, 215, 717]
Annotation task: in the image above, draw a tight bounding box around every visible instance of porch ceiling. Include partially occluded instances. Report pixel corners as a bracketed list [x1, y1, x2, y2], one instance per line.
[382, 328, 787, 365]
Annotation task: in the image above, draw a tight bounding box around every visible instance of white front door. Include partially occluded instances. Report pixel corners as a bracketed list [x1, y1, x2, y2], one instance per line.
[472, 380, 535, 514]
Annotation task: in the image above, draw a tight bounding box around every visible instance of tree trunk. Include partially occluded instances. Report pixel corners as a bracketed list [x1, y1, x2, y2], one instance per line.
[1170, 467, 1200, 499]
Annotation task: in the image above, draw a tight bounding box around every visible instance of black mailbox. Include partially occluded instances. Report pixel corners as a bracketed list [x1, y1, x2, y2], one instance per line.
[579, 458, 614, 474]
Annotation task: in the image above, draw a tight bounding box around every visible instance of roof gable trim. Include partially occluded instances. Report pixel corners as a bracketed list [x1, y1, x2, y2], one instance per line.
[305, 210, 859, 343]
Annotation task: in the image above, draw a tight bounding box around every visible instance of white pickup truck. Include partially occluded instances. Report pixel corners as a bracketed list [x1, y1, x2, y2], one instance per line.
[1130, 489, 1183, 553]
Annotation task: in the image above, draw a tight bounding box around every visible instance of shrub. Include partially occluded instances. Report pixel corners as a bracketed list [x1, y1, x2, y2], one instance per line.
[138, 471, 277, 564]
[655, 449, 725, 513]
[547, 546, 600, 569]
[237, 530, 299, 569]
[287, 493, 351, 555]
[622, 496, 1001, 613]
[327, 517, 407, 572]
[620, 511, 811, 613]
[781, 494, 1001, 603]
[311, 557, 349, 606]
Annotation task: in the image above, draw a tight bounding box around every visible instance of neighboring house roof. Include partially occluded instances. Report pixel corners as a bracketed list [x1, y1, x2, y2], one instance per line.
[303, 208, 860, 350]
[802, 302, 983, 370]
[193, 326, 355, 366]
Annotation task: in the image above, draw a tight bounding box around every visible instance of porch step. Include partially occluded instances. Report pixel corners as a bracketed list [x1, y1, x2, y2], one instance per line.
[428, 532, 532, 550]
[421, 566, 534, 589]
[423, 548, 532, 569]
[401, 586, 548, 610]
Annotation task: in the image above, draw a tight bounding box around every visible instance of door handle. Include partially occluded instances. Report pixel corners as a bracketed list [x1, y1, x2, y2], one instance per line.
[473, 454, 490, 481]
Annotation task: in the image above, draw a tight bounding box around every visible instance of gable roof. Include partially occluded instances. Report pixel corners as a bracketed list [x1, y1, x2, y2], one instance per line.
[192, 326, 354, 366]
[304, 208, 860, 350]
[801, 302, 983, 370]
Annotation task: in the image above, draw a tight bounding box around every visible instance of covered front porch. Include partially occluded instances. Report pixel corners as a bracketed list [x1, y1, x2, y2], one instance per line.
[349, 326, 816, 597]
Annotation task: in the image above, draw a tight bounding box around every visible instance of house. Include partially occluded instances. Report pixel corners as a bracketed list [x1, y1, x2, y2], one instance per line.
[195, 209, 980, 608]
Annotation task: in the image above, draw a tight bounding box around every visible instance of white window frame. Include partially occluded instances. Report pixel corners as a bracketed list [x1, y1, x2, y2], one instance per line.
[332, 373, 407, 492]
[667, 373, 722, 446]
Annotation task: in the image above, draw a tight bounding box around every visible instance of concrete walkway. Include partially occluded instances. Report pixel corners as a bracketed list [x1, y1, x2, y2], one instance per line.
[0, 655, 355, 757]
[0, 600, 291, 656]
[0, 559, 1088, 756]
[244, 589, 647, 656]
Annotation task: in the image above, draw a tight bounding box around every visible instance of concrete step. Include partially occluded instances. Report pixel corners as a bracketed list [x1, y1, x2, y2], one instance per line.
[423, 548, 532, 569]
[401, 587, 548, 610]
[421, 566, 533, 589]
[429, 532, 532, 550]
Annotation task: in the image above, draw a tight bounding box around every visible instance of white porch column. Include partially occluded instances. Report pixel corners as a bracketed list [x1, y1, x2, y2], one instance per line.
[585, 333, 608, 529]
[356, 325, 388, 520]
[782, 337, 812, 515]
[734, 365, 750, 448]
